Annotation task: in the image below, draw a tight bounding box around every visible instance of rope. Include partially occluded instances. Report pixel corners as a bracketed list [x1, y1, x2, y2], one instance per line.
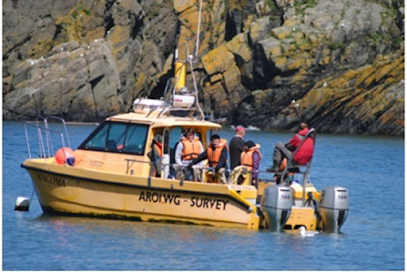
[229, 166, 246, 184]
[29, 188, 35, 204]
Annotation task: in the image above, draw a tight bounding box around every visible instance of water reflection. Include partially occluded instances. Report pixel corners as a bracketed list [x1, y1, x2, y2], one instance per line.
[40, 214, 259, 243]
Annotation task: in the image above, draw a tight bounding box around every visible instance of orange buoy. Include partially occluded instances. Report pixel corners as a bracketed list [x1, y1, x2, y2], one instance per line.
[55, 147, 75, 165]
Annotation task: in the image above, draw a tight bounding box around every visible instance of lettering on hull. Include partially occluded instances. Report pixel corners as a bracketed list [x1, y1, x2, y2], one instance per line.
[89, 160, 104, 167]
[139, 191, 181, 205]
[190, 197, 228, 210]
[36, 172, 66, 187]
[139, 191, 229, 210]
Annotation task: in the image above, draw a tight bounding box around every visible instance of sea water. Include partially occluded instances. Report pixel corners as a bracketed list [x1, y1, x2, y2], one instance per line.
[2, 121, 404, 270]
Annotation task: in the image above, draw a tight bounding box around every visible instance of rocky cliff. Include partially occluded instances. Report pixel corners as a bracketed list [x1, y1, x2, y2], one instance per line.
[2, 0, 404, 135]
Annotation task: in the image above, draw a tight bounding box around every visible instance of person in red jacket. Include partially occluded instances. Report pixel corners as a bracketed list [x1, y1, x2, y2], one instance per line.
[267, 122, 314, 172]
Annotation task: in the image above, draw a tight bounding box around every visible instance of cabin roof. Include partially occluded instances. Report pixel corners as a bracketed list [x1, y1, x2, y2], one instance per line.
[106, 112, 222, 129]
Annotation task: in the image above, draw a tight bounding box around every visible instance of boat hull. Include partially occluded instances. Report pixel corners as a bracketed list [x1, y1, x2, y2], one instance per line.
[22, 159, 260, 229]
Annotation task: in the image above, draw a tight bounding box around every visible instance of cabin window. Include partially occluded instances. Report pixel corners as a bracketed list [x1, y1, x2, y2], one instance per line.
[78, 121, 148, 155]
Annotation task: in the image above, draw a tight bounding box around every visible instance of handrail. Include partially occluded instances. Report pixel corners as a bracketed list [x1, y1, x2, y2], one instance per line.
[124, 158, 152, 175]
[24, 121, 66, 160]
[24, 122, 33, 159]
[36, 116, 48, 158]
[124, 157, 256, 185]
[46, 116, 71, 148]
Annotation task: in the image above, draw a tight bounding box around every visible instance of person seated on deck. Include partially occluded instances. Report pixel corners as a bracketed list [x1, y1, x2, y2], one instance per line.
[147, 134, 163, 177]
[266, 122, 314, 174]
[188, 134, 229, 183]
[175, 128, 204, 181]
[240, 140, 262, 187]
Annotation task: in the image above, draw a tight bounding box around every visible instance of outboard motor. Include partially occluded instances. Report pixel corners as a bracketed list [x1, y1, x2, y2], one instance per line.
[319, 186, 349, 233]
[261, 185, 292, 231]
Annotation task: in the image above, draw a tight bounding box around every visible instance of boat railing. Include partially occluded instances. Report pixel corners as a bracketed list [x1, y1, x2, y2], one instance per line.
[24, 116, 71, 160]
[123, 157, 264, 186]
[155, 104, 203, 120]
[132, 96, 205, 121]
[45, 116, 71, 147]
[124, 158, 153, 175]
[133, 98, 169, 114]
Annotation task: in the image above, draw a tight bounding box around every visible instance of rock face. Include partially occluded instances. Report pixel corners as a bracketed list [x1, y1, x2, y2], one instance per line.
[2, 0, 404, 136]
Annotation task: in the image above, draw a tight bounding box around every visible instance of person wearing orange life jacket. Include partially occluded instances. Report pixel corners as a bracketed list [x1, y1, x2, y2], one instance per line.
[240, 140, 262, 186]
[188, 134, 229, 183]
[175, 128, 204, 180]
[147, 133, 163, 177]
[267, 122, 314, 173]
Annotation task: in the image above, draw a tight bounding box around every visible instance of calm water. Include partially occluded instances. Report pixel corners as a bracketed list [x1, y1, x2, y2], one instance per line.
[2, 121, 404, 270]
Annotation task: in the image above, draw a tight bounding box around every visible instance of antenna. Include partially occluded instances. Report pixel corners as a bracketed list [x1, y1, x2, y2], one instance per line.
[195, 0, 203, 58]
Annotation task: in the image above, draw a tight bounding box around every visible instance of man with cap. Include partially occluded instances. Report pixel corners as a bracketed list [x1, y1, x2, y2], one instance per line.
[266, 122, 314, 172]
[229, 125, 246, 170]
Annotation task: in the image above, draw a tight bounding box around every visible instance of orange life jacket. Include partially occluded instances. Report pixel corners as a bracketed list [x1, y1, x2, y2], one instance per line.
[181, 137, 201, 160]
[206, 139, 228, 167]
[153, 141, 163, 157]
[240, 146, 262, 170]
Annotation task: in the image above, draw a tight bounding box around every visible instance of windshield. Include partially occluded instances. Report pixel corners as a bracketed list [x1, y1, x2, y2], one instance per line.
[78, 121, 149, 155]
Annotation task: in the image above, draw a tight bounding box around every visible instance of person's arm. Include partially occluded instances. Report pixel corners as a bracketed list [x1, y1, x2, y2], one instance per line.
[216, 148, 228, 171]
[154, 146, 162, 175]
[189, 150, 207, 167]
[285, 134, 298, 150]
[251, 151, 261, 180]
[175, 142, 183, 165]
[238, 138, 245, 153]
[197, 141, 205, 167]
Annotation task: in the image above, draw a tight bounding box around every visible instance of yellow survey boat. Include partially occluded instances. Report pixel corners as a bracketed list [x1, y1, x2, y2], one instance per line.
[20, 51, 348, 233]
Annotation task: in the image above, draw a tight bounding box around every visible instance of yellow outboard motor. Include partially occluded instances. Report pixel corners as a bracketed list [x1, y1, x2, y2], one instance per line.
[261, 185, 293, 231]
[319, 186, 349, 233]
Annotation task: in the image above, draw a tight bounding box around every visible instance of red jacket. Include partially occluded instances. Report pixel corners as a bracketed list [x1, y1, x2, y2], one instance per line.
[287, 128, 314, 165]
